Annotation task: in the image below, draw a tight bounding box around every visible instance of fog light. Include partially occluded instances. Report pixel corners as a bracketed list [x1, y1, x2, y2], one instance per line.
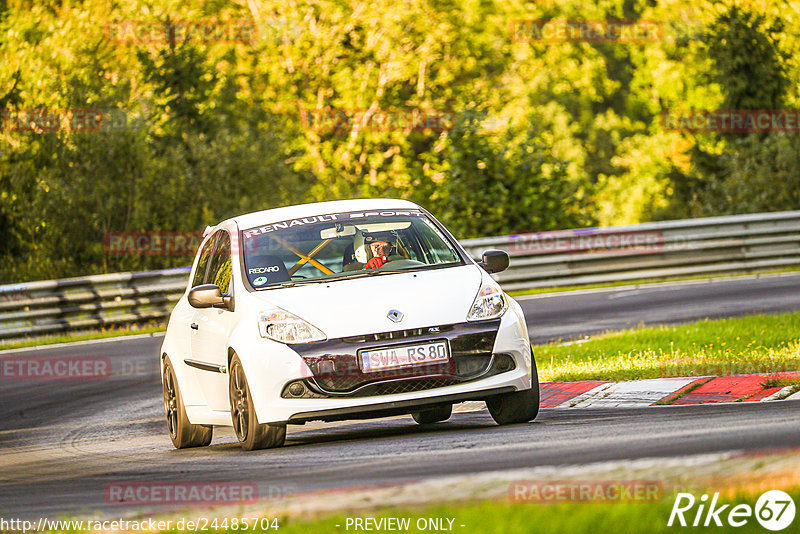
[288, 382, 306, 397]
[317, 360, 335, 375]
[495, 354, 515, 372]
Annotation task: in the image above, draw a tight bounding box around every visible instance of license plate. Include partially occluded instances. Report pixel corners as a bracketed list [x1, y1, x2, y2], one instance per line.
[359, 340, 450, 373]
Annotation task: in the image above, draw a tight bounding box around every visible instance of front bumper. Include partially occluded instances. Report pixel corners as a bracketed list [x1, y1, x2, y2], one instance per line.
[284, 319, 507, 398]
[235, 299, 533, 425]
[272, 367, 531, 424]
[288, 385, 517, 423]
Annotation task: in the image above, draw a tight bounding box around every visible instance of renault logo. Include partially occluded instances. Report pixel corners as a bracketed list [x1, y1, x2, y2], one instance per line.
[387, 309, 404, 323]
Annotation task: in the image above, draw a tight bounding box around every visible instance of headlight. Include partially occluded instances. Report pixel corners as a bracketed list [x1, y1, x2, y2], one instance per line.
[467, 282, 508, 321]
[258, 309, 326, 343]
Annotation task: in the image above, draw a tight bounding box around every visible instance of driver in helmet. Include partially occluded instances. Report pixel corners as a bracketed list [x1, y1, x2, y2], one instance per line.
[346, 230, 401, 270]
[364, 233, 395, 269]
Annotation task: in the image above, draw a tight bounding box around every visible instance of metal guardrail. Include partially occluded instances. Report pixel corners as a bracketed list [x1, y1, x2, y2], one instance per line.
[0, 268, 190, 339]
[1, 211, 799, 340]
[462, 210, 800, 291]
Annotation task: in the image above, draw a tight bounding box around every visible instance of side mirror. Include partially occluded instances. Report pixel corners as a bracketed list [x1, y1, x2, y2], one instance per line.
[188, 284, 233, 311]
[478, 249, 509, 274]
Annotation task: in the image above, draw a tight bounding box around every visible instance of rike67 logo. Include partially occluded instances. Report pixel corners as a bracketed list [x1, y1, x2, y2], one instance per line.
[669, 490, 796, 530]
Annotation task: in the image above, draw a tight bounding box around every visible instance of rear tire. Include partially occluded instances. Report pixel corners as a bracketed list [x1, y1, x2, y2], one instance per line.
[163, 357, 213, 449]
[229, 355, 286, 451]
[486, 354, 540, 425]
[412, 404, 452, 424]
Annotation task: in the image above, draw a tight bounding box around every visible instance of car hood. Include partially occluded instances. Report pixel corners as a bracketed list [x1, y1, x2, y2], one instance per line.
[249, 264, 483, 339]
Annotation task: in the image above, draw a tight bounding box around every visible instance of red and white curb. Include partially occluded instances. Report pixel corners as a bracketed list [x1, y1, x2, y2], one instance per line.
[454, 371, 800, 413]
[559, 377, 698, 408]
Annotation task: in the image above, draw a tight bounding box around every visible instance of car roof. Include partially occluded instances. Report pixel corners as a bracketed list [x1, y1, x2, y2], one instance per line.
[223, 198, 422, 231]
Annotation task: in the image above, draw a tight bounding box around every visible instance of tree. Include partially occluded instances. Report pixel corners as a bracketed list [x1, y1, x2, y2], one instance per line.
[659, 4, 797, 218]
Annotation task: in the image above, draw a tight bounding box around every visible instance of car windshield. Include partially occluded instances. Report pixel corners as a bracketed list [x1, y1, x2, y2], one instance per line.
[241, 209, 463, 288]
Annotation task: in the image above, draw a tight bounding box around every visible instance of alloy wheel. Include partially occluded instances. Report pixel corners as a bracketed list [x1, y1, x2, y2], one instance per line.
[230, 361, 249, 441]
[163, 365, 178, 439]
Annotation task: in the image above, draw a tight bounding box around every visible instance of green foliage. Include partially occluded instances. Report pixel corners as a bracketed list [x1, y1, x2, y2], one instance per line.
[656, 3, 798, 219]
[706, 6, 789, 111]
[428, 111, 593, 238]
[1, 0, 799, 282]
[537, 312, 800, 382]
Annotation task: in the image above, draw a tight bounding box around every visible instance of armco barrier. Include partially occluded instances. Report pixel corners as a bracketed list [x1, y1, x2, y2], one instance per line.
[0, 268, 190, 339]
[1, 211, 799, 340]
[461, 210, 800, 291]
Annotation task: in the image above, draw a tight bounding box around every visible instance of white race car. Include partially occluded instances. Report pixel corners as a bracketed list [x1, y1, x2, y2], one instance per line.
[160, 199, 539, 450]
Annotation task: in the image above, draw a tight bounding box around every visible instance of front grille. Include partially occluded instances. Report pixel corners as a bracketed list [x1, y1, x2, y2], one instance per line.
[288, 319, 502, 394]
[342, 325, 454, 344]
[281, 352, 516, 399]
[369, 378, 460, 396]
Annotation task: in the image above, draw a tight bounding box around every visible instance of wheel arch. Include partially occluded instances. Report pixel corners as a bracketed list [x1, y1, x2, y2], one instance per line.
[159, 351, 207, 408]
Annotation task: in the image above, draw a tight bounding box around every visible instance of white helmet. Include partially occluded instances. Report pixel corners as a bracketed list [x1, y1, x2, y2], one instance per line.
[353, 231, 369, 263]
[353, 230, 395, 263]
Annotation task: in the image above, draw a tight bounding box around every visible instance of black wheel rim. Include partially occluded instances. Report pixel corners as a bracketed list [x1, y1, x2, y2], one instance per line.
[230, 362, 249, 441]
[163, 365, 178, 439]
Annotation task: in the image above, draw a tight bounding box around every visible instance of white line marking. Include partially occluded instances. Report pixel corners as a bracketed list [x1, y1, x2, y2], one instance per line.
[555, 338, 592, 347]
[563, 378, 699, 408]
[453, 401, 485, 413]
[761, 386, 797, 402]
[606, 290, 641, 299]
[782, 390, 800, 402]
[0, 332, 165, 355]
[558, 382, 614, 408]
[514, 271, 800, 301]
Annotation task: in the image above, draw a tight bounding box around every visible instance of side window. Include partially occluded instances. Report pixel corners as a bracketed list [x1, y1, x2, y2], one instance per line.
[395, 230, 421, 262]
[416, 219, 460, 264]
[207, 231, 232, 294]
[191, 234, 217, 288]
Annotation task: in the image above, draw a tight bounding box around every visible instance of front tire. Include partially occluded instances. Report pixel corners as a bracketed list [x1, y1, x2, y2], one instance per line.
[486, 355, 540, 425]
[163, 357, 213, 449]
[412, 404, 452, 424]
[229, 355, 286, 451]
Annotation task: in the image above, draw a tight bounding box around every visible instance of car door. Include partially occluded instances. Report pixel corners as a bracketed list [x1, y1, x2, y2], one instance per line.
[167, 234, 215, 374]
[190, 230, 236, 411]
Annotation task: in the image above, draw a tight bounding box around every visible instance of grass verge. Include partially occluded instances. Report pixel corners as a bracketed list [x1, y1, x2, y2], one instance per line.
[760, 376, 800, 399]
[0, 323, 166, 351]
[760, 375, 800, 389]
[150, 487, 797, 534]
[535, 312, 800, 382]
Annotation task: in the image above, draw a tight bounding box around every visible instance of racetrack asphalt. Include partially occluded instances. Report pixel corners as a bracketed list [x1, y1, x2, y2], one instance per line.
[1, 273, 799, 520]
[519, 272, 800, 343]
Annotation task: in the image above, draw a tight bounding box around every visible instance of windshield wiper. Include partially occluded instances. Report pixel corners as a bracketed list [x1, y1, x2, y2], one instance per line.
[259, 269, 411, 289]
[334, 269, 408, 280]
[269, 279, 327, 289]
